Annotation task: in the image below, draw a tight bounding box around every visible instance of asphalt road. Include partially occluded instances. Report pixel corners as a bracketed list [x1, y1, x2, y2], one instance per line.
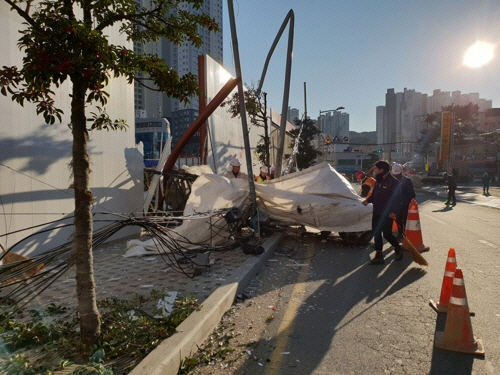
[193, 190, 500, 375]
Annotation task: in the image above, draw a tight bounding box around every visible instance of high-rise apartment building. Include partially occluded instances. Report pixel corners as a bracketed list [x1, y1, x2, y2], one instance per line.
[135, 0, 223, 155]
[317, 109, 350, 154]
[379, 88, 492, 163]
[287, 107, 300, 123]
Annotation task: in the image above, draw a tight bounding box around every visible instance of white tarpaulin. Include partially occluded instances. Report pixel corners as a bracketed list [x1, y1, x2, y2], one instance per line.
[126, 162, 371, 256]
[254, 162, 372, 232]
[184, 162, 372, 232]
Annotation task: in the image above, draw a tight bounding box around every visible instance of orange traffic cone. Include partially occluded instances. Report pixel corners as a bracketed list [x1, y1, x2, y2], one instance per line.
[434, 268, 484, 355]
[429, 248, 457, 313]
[392, 219, 398, 235]
[403, 199, 430, 253]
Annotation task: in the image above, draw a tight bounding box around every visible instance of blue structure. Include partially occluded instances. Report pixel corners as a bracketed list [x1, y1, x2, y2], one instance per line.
[135, 117, 171, 160]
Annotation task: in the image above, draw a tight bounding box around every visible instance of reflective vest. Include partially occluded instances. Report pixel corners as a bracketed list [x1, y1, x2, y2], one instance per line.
[360, 176, 375, 198]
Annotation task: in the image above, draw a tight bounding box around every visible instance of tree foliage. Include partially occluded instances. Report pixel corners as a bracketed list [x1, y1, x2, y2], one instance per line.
[288, 117, 321, 170]
[417, 104, 481, 157]
[221, 85, 271, 166]
[0, 0, 218, 347]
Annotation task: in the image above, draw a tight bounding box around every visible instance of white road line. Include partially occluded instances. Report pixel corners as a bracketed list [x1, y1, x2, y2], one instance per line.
[478, 239, 498, 249]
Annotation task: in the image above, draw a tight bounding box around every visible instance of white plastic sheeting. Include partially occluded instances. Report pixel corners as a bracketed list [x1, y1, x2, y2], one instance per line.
[254, 163, 372, 232]
[126, 162, 372, 256]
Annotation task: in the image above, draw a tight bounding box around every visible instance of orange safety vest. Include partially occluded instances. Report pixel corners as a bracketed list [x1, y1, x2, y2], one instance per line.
[360, 177, 375, 198]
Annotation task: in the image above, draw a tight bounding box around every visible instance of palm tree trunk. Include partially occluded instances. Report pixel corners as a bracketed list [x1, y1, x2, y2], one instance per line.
[70, 77, 100, 346]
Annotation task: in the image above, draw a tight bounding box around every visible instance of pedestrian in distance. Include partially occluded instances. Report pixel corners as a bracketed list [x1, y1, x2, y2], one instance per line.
[224, 158, 248, 180]
[355, 170, 375, 199]
[362, 160, 403, 265]
[391, 163, 416, 241]
[255, 166, 271, 182]
[482, 172, 490, 195]
[443, 172, 457, 206]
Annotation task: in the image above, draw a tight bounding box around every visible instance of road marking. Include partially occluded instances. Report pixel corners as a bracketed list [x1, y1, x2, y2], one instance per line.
[479, 239, 498, 249]
[422, 213, 447, 225]
[264, 243, 316, 375]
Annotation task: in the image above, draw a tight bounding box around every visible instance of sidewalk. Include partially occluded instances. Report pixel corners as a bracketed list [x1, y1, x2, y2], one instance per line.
[418, 183, 500, 209]
[29, 231, 283, 375]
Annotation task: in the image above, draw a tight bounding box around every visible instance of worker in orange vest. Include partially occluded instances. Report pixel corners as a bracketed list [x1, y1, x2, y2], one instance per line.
[356, 170, 375, 198]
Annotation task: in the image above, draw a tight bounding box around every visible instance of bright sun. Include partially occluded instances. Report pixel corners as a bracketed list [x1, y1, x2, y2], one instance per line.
[463, 41, 494, 68]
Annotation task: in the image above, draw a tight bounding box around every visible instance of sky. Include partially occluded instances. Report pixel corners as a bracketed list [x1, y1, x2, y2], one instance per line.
[222, 0, 500, 132]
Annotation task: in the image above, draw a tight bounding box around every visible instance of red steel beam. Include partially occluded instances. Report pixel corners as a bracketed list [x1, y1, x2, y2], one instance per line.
[163, 77, 240, 174]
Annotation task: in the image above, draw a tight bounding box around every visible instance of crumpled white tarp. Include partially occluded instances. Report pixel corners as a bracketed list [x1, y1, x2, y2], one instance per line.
[254, 162, 372, 232]
[125, 162, 371, 256]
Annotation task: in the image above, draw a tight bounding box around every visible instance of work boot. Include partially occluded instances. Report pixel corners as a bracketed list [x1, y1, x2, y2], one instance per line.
[369, 253, 384, 265]
[394, 245, 403, 261]
[444, 200, 450, 205]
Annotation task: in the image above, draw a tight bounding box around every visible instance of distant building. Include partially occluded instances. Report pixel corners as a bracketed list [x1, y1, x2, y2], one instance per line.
[134, 0, 223, 155]
[317, 109, 350, 153]
[480, 108, 500, 132]
[378, 88, 492, 164]
[135, 118, 171, 160]
[287, 107, 300, 123]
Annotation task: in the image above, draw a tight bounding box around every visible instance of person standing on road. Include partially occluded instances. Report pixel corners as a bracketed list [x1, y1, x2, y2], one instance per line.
[482, 172, 490, 194]
[362, 161, 403, 265]
[391, 163, 415, 240]
[443, 172, 457, 206]
[356, 170, 376, 199]
[224, 158, 248, 180]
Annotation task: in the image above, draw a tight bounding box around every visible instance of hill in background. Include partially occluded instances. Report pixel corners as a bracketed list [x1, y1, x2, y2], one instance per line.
[349, 131, 377, 146]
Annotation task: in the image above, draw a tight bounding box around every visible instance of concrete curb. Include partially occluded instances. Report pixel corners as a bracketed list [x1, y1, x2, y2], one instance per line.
[130, 232, 284, 375]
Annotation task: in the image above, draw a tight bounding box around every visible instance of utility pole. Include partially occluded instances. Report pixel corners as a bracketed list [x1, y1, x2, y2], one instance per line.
[227, 0, 257, 208]
[303, 82, 307, 119]
[263, 92, 270, 167]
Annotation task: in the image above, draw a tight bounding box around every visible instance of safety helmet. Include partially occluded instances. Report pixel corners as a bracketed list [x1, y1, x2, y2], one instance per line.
[230, 158, 241, 167]
[355, 171, 366, 181]
[391, 163, 403, 175]
[260, 166, 269, 174]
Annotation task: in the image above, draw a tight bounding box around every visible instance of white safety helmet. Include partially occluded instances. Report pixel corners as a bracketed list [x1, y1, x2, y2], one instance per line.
[230, 158, 241, 167]
[260, 166, 269, 174]
[392, 163, 403, 175]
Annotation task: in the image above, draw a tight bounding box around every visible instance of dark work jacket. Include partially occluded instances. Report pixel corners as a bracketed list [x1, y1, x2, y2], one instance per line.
[367, 172, 402, 217]
[444, 175, 457, 190]
[399, 175, 416, 212]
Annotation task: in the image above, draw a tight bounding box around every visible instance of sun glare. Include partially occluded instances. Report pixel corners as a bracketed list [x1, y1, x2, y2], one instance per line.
[463, 41, 494, 68]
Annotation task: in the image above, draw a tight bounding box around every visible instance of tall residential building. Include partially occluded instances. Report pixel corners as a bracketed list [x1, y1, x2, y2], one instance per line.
[135, 0, 223, 155]
[378, 88, 492, 163]
[317, 109, 350, 154]
[287, 107, 300, 123]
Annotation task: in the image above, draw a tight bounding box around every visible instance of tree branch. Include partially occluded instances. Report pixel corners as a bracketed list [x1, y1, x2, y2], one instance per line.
[3, 0, 36, 26]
